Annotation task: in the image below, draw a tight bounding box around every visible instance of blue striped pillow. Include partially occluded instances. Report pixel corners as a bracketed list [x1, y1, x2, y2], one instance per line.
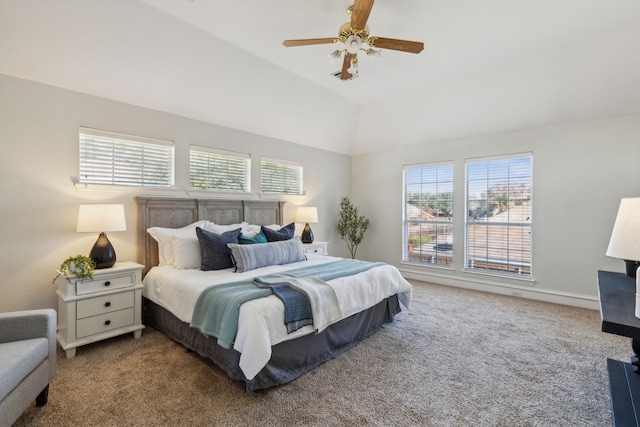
[227, 238, 306, 273]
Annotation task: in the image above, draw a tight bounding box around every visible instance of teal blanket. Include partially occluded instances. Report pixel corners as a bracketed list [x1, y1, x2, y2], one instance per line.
[190, 259, 385, 349]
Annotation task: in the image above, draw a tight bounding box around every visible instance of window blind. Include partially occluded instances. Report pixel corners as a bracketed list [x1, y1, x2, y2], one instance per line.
[190, 146, 250, 192]
[465, 153, 532, 277]
[402, 162, 454, 267]
[260, 158, 303, 195]
[79, 128, 174, 187]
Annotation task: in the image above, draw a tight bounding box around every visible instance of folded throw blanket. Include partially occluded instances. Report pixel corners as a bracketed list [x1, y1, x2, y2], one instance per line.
[255, 280, 313, 333]
[254, 274, 344, 334]
[190, 281, 272, 349]
[190, 259, 386, 349]
[254, 259, 386, 333]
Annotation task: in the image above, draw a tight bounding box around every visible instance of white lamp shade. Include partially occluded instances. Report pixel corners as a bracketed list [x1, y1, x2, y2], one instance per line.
[606, 198, 640, 261]
[296, 207, 319, 224]
[77, 204, 127, 233]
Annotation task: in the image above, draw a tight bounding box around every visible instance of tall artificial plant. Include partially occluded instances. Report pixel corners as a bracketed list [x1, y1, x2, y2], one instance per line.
[337, 197, 370, 259]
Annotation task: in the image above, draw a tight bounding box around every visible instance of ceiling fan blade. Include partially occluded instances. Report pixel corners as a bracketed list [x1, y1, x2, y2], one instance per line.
[351, 0, 374, 31]
[283, 38, 337, 47]
[369, 37, 424, 54]
[340, 53, 355, 80]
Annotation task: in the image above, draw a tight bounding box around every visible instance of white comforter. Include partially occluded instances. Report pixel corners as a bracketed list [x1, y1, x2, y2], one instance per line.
[143, 255, 412, 379]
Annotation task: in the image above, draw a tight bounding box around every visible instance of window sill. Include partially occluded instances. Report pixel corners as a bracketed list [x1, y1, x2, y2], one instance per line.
[399, 262, 536, 285]
[74, 180, 309, 204]
[73, 180, 179, 196]
[462, 268, 535, 283]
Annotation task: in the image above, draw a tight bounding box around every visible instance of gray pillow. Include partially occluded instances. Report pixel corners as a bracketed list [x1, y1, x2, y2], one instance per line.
[196, 227, 242, 271]
[228, 238, 307, 273]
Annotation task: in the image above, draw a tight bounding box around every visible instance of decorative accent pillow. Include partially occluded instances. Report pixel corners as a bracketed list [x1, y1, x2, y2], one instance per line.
[261, 222, 295, 242]
[239, 231, 267, 245]
[147, 220, 209, 266]
[227, 238, 307, 273]
[196, 227, 242, 271]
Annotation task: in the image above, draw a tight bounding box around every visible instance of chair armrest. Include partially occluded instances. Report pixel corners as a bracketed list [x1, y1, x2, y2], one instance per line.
[0, 309, 57, 378]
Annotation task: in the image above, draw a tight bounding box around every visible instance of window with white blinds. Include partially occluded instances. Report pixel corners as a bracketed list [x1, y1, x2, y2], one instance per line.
[79, 128, 174, 187]
[190, 146, 250, 192]
[260, 158, 303, 195]
[402, 162, 454, 267]
[465, 154, 532, 277]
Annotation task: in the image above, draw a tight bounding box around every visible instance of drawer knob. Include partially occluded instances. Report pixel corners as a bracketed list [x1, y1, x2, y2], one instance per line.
[105, 320, 111, 326]
[104, 281, 111, 287]
[105, 302, 111, 307]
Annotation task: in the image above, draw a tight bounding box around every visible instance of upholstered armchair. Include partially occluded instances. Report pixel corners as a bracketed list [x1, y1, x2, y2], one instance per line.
[0, 309, 57, 425]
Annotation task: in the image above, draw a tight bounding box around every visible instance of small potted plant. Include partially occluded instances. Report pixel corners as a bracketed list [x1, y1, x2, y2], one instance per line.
[52, 255, 96, 285]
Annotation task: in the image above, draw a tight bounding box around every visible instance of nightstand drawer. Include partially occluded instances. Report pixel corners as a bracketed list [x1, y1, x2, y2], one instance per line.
[76, 308, 135, 338]
[304, 247, 326, 255]
[303, 243, 328, 255]
[76, 291, 134, 319]
[76, 272, 137, 295]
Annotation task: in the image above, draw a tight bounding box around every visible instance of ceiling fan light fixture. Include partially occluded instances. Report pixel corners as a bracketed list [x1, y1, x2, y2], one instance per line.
[366, 48, 381, 59]
[283, 1, 424, 80]
[345, 35, 362, 54]
[327, 49, 343, 64]
[347, 56, 359, 75]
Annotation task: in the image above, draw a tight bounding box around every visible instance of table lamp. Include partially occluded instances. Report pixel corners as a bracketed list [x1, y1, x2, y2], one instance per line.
[297, 207, 318, 244]
[77, 204, 127, 269]
[606, 198, 640, 278]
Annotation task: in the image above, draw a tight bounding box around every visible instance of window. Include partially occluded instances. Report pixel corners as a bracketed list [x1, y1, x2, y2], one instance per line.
[190, 146, 250, 192]
[465, 154, 532, 277]
[260, 158, 303, 195]
[79, 128, 174, 187]
[403, 162, 454, 266]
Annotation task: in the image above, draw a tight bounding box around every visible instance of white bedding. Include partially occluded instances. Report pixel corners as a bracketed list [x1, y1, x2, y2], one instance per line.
[143, 255, 412, 380]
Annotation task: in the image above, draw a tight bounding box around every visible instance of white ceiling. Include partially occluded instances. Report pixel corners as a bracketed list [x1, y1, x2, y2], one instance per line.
[1, 0, 639, 155]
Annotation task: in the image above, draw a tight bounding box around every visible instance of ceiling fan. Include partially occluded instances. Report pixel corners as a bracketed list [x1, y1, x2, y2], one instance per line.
[283, 0, 424, 80]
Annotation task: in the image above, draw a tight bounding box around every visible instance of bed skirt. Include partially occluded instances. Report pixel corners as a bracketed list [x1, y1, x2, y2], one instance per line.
[143, 295, 401, 392]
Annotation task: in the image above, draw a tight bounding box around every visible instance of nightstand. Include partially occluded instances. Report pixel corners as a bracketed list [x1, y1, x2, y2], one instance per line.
[302, 241, 329, 256]
[56, 261, 144, 358]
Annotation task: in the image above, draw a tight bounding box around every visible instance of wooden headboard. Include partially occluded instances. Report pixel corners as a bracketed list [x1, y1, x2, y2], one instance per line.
[135, 197, 285, 276]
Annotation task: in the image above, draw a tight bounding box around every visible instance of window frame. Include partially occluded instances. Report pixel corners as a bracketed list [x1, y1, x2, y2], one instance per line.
[78, 127, 175, 188]
[260, 157, 303, 195]
[189, 145, 251, 193]
[402, 161, 454, 268]
[464, 153, 533, 279]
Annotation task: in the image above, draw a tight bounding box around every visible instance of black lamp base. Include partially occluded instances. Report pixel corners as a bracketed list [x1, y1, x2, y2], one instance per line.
[89, 232, 117, 269]
[625, 260, 640, 278]
[301, 223, 314, 244]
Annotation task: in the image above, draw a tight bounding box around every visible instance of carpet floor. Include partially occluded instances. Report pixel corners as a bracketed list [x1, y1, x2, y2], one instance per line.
[14, 280, 629, 426]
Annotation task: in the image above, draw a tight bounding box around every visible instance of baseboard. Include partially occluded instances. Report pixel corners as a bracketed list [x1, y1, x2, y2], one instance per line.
[399, 267, 600, 310]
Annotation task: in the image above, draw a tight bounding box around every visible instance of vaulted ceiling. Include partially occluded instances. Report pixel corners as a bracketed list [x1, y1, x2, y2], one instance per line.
[1, 0, 639, 155]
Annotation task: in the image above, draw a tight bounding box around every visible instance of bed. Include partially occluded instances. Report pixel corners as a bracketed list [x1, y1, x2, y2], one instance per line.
[135, 196, 412, 392]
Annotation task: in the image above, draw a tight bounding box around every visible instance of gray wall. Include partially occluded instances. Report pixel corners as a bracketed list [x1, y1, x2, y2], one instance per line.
[3, 71, 640, 312]
[0, 74, 351, 312]
[352, 114, 640, 308]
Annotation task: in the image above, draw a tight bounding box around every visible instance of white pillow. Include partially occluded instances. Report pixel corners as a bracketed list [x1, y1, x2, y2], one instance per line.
[172, 235, 201, 269]
[263, 224, 282, 230]
[242, 223, 262, 238]
[147, 220, 208, 266]
[204, 222, 246, 235]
